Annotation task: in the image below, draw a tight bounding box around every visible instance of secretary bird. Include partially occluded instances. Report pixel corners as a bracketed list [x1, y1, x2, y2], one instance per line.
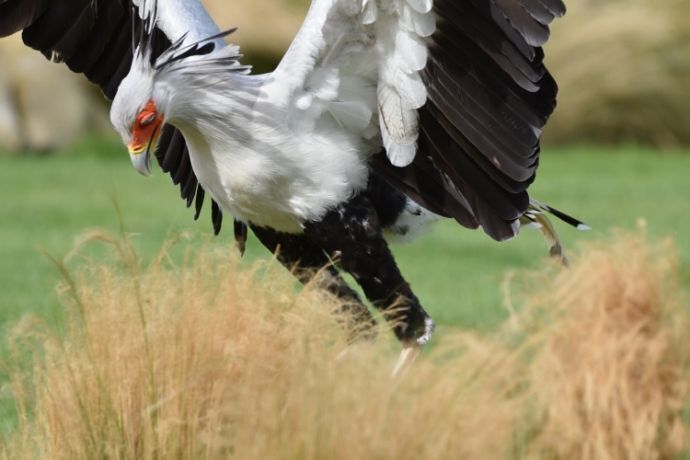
[0, 0, 587, 372]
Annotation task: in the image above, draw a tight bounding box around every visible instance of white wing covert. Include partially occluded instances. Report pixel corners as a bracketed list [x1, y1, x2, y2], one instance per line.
[273, 0, 436, 167]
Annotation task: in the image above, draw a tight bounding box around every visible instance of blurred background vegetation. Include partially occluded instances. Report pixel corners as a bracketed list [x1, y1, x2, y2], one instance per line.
[0, 0, 688, 152]
[546, 0, 690, 146]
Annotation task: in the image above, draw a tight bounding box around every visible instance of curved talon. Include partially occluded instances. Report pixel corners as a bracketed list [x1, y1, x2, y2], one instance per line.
[392, 345, 421, 378]
[392, 316, 435, 377]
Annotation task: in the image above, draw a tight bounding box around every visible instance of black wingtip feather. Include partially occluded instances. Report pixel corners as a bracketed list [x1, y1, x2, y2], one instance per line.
[155, 26, 239, 71]
[172, 147, 190, 185]
[211, 201, 223, 236]
[234, 219, 248, 257]
[182, 174, 197, 208]
[194, 185, 205, 220]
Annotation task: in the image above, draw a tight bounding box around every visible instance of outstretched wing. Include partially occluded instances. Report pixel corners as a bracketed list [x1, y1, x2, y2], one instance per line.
[272, 0, 564, 241]
[0, 0, 226, 234]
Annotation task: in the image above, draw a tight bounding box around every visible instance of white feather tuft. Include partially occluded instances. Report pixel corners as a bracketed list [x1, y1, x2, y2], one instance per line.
[405, 0, 433, 14]
[384, 198, 443, 243]
[362, 0, 379, 24]
[393, 69, 427, 109]
[329, 101, 373, 131]
[296, 93, 314, 111]
[386, 142, 418, 167]
[305, 67, 341, 102]
[400, 3, 436, 37]
[395, 29, 428, 72]
[379, 84, 419, 166]
[378, 85, 418, 141]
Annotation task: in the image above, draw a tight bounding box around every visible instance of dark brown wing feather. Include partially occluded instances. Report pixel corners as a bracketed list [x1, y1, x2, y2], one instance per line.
[373, 0, 564, 241]
[0, 0, 223, 233]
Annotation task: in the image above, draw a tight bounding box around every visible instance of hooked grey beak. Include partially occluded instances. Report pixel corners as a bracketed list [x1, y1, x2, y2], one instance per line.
[128, 146, 152, 176]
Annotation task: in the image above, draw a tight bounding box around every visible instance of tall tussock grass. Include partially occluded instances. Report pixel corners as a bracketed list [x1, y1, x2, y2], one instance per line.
[546, 0, 690, 147]
[2, 231, 689, 459]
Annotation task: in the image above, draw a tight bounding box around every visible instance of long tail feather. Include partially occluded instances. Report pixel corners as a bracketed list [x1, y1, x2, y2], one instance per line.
[521, 200, 590, 266]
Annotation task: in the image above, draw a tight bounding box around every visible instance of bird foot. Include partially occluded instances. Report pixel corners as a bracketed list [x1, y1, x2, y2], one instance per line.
[415, 316, 436, 347]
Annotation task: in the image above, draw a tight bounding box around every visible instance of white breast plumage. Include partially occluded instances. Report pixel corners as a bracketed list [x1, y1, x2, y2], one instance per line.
[174, 102, 372, 233]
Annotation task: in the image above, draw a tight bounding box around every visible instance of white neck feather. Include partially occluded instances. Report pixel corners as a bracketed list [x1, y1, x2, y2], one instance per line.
[149, 65, 369, 233]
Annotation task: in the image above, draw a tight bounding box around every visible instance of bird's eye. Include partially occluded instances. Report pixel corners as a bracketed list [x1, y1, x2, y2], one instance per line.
[139, 112, 157, 128]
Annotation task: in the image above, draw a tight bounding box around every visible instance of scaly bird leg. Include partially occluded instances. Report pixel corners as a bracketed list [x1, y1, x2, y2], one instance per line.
[250, 225, 377, 341]
[303, 193, 436, 372]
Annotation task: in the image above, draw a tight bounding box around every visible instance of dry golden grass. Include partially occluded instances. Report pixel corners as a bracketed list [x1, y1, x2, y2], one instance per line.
[2, 231, 689, 459]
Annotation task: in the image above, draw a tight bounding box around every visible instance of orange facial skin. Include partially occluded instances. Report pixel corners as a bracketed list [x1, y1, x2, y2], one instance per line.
[129, 100, 164, 154]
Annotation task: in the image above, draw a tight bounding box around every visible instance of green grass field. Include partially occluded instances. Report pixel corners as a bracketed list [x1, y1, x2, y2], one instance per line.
[2, 141, 689, 334]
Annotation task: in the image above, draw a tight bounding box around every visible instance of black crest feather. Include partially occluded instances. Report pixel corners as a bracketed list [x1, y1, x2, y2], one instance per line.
[155, 27, 238, 71]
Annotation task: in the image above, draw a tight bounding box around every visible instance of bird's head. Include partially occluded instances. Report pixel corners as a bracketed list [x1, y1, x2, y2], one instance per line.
[110, 2, 243, 176]
[110, 53, 164, 176]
